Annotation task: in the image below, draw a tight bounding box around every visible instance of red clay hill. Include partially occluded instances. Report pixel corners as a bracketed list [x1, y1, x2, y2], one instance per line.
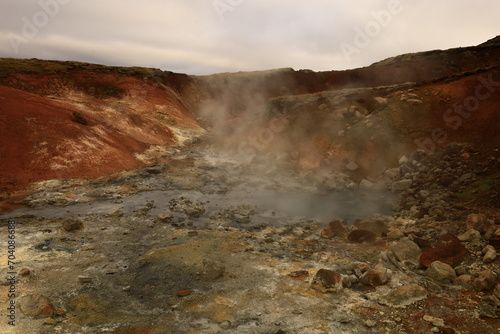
[1, 37, 499, 211]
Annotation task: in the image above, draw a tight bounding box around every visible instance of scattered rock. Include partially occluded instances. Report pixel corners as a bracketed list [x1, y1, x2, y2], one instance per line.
[346, 161, 359, 171]
[407, 98, 423, 105]
[465, 213, 491, 234]
[72, 111, 88, 125]
[311, 269, 343, 293]
[353, 218, 389, 236]
[155, 214, 173, 223]
[454, 265, 467, 276]
[169, 197, 205, 217]
[423, 315, 445, 327]
[419, 233, 468, 268]
[359, 179, 374, 190]
[62, 218, 84, 232]
[176, 290, 191, 297]
[426, 261, 456, 284]
[483, 245, 497, 263]
[289, 271, 309, 280]
[19, 294, 65, 317]
[458, 229, 481, 242]
[78, 276, 93, 284]
[360, 264, 389, 287]
[455, 274, 472, 287]
[479, 295, 500, 318]
[19, 268, 31, 276]
[391, 237, 422, 267]
[378, 284, 428, 308]
[43, 317, 58, 325]
[472, 270, 497, 291]
[364, 319, 377, 328]
[322, 220, 348, 239]
[387, 229, 404, 240]
[347, 229, 377, 243]
[207, 219, 230, 231]
[219, 320, 232, 330]
[374, 96, 388, 106]
[392, 180, 413, 192]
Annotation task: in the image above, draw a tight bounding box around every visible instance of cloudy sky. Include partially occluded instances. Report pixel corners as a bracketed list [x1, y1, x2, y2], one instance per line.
[1, 0, 499, 75]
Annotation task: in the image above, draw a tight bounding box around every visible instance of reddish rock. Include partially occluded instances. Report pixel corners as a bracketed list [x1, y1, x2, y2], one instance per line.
[321, 220, 348, 239]
[360, 264, 389, 287]
[348, 229, 377, 243]
[419, 233, 468, 268]
[466, 214, 493, 234]
[19, 294, 65, 317]
[311, 269, 343, 293]
[176, 290, 192, 297]
[472, 270, 497, 291]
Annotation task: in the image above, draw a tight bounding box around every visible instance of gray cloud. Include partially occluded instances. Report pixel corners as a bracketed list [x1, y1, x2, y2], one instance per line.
[1, 0, 499, 74]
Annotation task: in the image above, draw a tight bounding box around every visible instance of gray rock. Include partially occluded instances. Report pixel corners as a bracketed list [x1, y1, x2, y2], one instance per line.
[458, 229, 481, 242]
[311, 269, 343, 293]
[353, 218, 389, 236]
[78, 276, 93, 284]
[425, 261, 456, 284]
[455, 274, 472, 287]
[483, 250, 497, 263]
[423, 315, 445, 327]
[472, 270, 497, 291]
[479, 296, 500, 318]
[392, 180, 413, 192]
[346, 161, 359, 171]
[374, 96, 388, 107]
[19, 294, 63, 317]
[406, 98, 423, 105]
[391, 238, 422, 267]
[364, 320, 377, 328]
[378, 284, 428, 308]
[359, 179, 374, 190]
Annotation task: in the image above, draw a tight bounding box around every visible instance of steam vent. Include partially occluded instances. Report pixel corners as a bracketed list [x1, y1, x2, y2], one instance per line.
[1, 37, 499, 333]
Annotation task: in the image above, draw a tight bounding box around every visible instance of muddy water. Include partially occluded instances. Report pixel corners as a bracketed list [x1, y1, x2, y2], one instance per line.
[1, 188, 397, 226]
[0, 150, 398, 227]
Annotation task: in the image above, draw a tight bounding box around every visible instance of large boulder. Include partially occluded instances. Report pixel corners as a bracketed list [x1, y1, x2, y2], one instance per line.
[425, 261, 456, 284]
[419, 233, 468, 268]
[391, 238, 422, 267]
[466, 213, 494, 234]
[378, 284, 428, 308]
[321, 220, 348, 239]
[360, 264, 389, 287]
[353, 218, 389, 236]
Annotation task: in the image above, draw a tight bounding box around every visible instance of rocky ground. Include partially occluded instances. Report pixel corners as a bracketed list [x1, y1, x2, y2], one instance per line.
[0, 142, 499, 334]
[0, 39, 499, 334]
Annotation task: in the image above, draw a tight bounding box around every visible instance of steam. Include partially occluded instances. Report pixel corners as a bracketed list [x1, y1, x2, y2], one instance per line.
[191, 69, 407, 222]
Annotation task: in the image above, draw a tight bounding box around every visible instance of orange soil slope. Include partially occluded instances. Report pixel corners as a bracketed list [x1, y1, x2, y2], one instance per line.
[0, 64, 205, 205]
[0, 84, 149, 193]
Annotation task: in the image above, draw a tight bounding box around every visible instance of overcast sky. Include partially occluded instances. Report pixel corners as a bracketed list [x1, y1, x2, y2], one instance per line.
[1, 0, 499, 75]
